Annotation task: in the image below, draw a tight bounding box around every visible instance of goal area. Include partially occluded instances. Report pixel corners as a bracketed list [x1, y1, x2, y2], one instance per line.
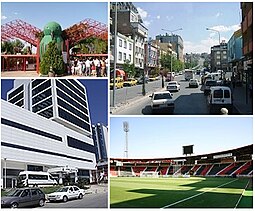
[140, 171, 159, 178]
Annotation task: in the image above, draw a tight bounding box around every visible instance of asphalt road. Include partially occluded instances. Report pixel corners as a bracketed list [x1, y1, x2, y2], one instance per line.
[111, 74, 239, 115]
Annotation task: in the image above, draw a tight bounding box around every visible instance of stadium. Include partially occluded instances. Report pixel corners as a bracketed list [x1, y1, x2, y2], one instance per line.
[110, 144, 253, 208]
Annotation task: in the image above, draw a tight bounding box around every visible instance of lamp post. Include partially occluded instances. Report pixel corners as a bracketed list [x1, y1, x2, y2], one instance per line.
[4, 158, 7, 189]
[206, 28, 222, 74]
[161, 28, 183, 81]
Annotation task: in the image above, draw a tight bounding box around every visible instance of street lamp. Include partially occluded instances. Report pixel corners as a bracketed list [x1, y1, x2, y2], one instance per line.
[161, 28, 183, 81]
[206, 28, 222, 74]
[4, 158, 7, 189]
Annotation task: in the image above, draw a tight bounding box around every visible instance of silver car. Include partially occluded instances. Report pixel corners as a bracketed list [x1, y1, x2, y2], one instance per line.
[166, 81, 180, 92]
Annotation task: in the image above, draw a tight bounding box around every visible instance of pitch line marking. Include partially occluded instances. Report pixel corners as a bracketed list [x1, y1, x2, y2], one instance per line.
[234, 179, 250, 209]
[161, 178, 239, 209]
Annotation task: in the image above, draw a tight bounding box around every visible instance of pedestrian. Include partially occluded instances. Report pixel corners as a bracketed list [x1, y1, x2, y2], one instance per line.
[85, 58, 91, 76]
[94, 57, 101, 77]
[91, 62, 96, 77]
[101, 57, 106, 77]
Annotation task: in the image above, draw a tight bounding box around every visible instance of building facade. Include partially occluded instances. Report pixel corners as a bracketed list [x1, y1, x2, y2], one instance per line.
[110, 2, 148, 74]
[156, 34, 184, 62]
[1, 79, 98, 188]
[227, 29, 243, 79]
[240, 2, 253, 86]
[210, 42, 228, 72]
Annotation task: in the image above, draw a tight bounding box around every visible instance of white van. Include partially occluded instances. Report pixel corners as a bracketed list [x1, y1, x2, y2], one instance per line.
[207, 86, 233, 114]
[17, 171, 58, 187]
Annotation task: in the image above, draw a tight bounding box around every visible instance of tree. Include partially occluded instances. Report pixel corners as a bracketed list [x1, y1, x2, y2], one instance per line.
[40, 41, 65, 76]
[122, 60, 135, 78]
[74, 37, 107, 54]
[1, 41, 14, 54]
[13, 39, 24, 54]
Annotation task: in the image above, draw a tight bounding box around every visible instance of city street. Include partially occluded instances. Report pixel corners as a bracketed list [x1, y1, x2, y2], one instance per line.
[111, 74, 240, 115]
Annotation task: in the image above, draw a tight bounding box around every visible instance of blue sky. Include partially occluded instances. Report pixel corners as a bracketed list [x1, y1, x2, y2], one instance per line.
[110, 117, 253, 158]
[134, 2, 241, 53]
[1, 2, 108, 29]
[1, 79, 108, 126]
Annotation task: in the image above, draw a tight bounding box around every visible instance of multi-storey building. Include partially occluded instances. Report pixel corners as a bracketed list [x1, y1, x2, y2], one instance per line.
[1, 79, 99, 187]
[227, 29, 243, 79]
[240, 2, 252, 85]
[147, 38, 159, 74]
[110, 2, 148, 74]
[156, 33, 184, 62]
[116, 32, 134, 68]
[210, 41, 228, 72]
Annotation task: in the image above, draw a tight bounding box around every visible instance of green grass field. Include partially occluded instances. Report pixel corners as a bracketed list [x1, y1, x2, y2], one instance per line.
[110, 177, 253, 208]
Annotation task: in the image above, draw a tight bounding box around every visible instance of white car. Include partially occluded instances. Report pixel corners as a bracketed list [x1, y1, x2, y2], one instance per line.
[47, 186, 86, 202]
[166, 81, 180, 92]
[189, 79, 199, 88]
[149, 91, 175, 113]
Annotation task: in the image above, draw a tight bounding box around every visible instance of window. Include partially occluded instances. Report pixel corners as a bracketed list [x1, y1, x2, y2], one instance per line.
[68, 80, 85, 94]
[32, 79, 46, 89]
[216, 51, 220, 54]
[129, 54, 131, 62]
[129, 43, 132, 50]
[123, 53, 126, 61]
[28, 174, 48, 180]
[31, 189, 38, 196]
[223, 51, 227, 54]
[213, 90, 223, 98]
[56, 89, 88, 115]
[216, 56, 220, 60]
[58, 108, 91, 132]
[1, 118, 62, 142]
[8, 85, 24, 100]
[32, 98, 53, 113]
[27, 165, 43, 172]
[74, 186, 79, 191]
[224, 90, 230, 98]
[124, 40, 127, 49]
[37, 107, 54, 119]
[118, 52, 122, 61]
[32, 88, 52, 105]
[32, 80, 51, 96]
[59, 79, 86, 101]
[223, 56, 227, 59]
[56, 80, 87, 108]
[67, 136, 95, 153]
[119, 39, 122, 47]
[217, 62, 221, 65]
[9, 92, 24, 104]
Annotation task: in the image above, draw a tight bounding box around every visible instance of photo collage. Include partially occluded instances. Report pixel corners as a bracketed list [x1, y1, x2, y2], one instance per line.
[1, 1, 253, 209]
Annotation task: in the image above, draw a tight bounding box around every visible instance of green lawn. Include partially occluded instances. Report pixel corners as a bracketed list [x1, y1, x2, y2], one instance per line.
[110, 177, 253, 208]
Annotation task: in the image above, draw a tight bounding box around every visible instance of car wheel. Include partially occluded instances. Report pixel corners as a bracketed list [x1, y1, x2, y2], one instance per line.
[63, 196, 68, 203]
[11, 202, 18, 208]
[78, 193, 83, 199]
[39, 199, 45, 207]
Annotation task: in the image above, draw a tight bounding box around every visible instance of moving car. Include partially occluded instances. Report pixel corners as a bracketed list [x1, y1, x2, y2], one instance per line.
[1, 188, 46, 208]
[149, 91, 175, 113]
[189, 79, 199, 88]
[204, 79, 217, 95]
[166, 81, 181, 92]
[47, 186, 86, 202]
[207, 86, 233, 114]
[123, 78, 137, 87]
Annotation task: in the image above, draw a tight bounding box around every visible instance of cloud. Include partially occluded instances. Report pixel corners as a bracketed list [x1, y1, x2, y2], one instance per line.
[215, 12, 222, 18]
[137, 7, 148, 19]
[1, 15, 7, 20]
[14, 12, 19, 15]
[143, 20, 151, 27]
[210, 24, 241, 32]
[166, 15, 174, 21]
[156, 15, 160, 20]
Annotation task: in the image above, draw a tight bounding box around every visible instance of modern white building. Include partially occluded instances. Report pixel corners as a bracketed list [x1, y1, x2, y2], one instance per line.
[1, 79, 98, 188]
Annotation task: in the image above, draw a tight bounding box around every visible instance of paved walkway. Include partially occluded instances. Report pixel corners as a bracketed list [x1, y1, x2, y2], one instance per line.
[1, 70, 39, 77]
[85, 183, 108, 194]
[232, 84, 253, 115]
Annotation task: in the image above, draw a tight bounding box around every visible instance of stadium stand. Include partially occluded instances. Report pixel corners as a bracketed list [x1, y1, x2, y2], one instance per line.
[110, 145, 253, 178]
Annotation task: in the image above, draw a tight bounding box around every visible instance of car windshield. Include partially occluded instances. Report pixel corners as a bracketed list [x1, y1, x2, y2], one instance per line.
[154, 93, 172, 100]
[6, 189, 23, 197]
[206, 81, 217, 86]
[168, 82, 176, 85]
[56, 187, 69, 192]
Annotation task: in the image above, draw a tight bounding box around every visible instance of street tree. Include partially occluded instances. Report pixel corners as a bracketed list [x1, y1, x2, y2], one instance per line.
[123, 60, 135, 78]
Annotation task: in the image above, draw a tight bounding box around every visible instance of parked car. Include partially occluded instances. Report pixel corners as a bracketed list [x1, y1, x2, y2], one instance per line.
[47, 186, 86, 202]
[123, 78, 137, 87]
[204, 79, 217, 95]
[189, 79, 199, 88]
[207, 86, 233, 114]
[166, 81, 180, 92]
[1, 188, 46, 208]
[149, 91, 175, 114]
[110, 78, 124, 89]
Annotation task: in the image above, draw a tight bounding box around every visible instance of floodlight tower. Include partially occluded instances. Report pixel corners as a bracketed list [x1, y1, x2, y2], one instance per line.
[123, 122, 129, 158]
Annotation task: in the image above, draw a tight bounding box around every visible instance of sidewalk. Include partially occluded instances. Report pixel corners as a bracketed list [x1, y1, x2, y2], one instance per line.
[85, 183, 108, 194]
[232, 85, 253, 115]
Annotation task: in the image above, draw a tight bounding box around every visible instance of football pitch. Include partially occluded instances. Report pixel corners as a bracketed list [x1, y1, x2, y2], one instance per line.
[110, 177, 253, 208]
